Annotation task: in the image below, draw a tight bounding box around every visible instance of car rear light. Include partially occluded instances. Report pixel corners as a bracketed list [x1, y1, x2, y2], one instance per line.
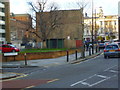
[116, 49, 120, 51]
[104, 50, 108, 52]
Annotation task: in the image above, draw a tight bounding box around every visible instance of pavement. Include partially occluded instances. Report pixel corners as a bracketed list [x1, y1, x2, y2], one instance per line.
[0, 49, 103, 80]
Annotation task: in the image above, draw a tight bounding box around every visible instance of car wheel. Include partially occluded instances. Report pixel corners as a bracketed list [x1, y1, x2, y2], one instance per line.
[12, 50, 16, 52]
[104, 55, 107, 59]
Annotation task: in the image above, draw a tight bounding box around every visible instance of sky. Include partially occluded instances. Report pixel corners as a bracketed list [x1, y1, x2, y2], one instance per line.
[10, 0, 120, 16]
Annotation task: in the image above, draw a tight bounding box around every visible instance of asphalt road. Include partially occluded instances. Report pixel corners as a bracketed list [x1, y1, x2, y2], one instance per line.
[2, 54, 119, 89]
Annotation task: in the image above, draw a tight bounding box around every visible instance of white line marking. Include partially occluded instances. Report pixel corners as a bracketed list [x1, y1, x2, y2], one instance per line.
[70, 80, 85, 87]
[70, 74, 97, 87]
[109, 70, 118, 73]
[97, 75, 108, 79]
[81, 82, 90, 86]
[104, 65, 117, 71]
[89, 77, 110, 87]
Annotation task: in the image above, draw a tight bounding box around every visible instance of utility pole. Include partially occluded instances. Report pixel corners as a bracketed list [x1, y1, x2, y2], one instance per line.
[91, 0, 94, 54]
[118, 16, 120, 41]
[94, 9, 97, 41]
[118, 1, 120, 41]
[81, 8, 85, 58]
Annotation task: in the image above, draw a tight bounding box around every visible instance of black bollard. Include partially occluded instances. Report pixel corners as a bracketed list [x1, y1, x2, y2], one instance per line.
[67, 50, 69, 62]
[75, 50, 77, 60]
[96, 46, 97, 53]
[24, 53, 27, 65]
[89, 47, 91, 56]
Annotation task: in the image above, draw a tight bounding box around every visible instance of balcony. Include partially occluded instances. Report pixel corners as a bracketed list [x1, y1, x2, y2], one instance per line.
[0, 29, 5, 33]
[0, 12, 5, 16]
[0, 20, 5, 25]
[0, 3, 5, 8]
[0, 37, 5, 42]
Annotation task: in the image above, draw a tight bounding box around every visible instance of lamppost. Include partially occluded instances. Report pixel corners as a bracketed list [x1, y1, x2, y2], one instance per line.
[91, 0, 94, 54]
[118, 1, 120, 41]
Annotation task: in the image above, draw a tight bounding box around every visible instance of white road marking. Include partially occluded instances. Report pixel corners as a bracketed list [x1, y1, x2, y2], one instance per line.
[104, 65, 117, 71]
[70, 74, 96, 87]
[109, 70, 118, 73]
[97, 75, 108, 79]
[88, 77, 110, 87]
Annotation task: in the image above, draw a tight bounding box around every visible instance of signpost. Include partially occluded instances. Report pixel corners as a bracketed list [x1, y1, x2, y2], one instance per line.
[4, 52, 18, 61]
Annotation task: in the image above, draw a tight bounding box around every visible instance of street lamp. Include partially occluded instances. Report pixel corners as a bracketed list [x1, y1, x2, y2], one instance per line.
[91, 0, 94, 54]
[118, 1, 120, 41]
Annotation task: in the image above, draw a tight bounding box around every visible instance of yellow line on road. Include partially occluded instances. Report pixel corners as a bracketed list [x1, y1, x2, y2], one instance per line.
[47, 79, 59, 83]
[1, 74, 28, 82]
[25, 85, 35, 88]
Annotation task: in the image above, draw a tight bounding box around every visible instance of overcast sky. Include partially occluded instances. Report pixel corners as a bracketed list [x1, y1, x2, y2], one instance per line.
[10, 0, 120, 16]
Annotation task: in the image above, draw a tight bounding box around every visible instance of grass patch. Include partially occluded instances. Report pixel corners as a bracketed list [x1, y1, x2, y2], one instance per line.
[20, 48, 68, 53]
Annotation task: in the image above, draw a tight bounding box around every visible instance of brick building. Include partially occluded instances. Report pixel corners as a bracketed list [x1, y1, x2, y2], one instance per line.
[36, 9, 83, 48]
[10, 14, 35, 47]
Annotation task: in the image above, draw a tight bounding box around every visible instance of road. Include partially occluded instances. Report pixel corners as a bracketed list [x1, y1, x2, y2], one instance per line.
[2, 54, 119, 89]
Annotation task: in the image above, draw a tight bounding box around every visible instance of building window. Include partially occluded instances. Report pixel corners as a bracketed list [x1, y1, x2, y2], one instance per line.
[2, 8, 5, 12]
[2, 25, 5, 29]
[2, 33, 5, 38]
[100, 21, 102, 25]
[114, 21, 116, 25]
[2, 17, 5, 21]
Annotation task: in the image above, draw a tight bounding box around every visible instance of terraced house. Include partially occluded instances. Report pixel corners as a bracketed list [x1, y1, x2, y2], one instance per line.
[0, 0, 10, 44]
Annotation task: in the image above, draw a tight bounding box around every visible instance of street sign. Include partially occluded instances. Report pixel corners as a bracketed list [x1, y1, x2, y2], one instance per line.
[4, 52, 18, 56]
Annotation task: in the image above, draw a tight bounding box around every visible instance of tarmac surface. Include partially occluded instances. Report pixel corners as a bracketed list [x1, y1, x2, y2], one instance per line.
[0, 50, 102, 80]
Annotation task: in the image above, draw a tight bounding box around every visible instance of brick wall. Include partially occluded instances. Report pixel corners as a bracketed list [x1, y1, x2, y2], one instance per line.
[2, 49, 81, 62]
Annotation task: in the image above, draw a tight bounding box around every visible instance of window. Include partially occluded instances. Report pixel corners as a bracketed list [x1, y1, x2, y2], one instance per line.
[2, 17, 5, 21]
[2, 33, 5, 38]
[2, 25, 5, 29]
[100, 21, 102, 25]
[106, 45, 118, 49]
[2, 8, 5, 12]
[114, 21, 116, 25]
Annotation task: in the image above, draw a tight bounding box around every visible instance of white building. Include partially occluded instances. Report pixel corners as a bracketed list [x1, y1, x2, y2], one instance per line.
[0, 2, 5, 43]
[84, 7, 118, 42]
[0, 0, 10, 44]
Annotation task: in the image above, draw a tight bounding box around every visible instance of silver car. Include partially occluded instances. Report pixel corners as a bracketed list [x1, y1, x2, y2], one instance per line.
[104, 43, 120, 59]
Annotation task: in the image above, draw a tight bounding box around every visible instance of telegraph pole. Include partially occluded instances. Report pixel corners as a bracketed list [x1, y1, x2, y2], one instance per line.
[118, 1, 120, 41]
[91, 0, 94, 54]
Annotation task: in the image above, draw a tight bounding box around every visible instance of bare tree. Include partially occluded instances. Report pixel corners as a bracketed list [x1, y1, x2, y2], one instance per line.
[28, 0, 62, 48]
[76, 0, 89, 58]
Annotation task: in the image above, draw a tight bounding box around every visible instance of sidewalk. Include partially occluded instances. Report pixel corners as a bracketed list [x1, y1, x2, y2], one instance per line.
[0, 50, 103, 80]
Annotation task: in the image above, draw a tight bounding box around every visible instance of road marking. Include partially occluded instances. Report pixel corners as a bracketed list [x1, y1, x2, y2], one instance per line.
[109, 70, 118, 73]
[47, 79, 59, 83]
[25, 85, 35, 88]
[88, 77, 110, 87]
[1, 74, 28, 82]
[104, 65, 117, 71]
[97, 75, 108, 79]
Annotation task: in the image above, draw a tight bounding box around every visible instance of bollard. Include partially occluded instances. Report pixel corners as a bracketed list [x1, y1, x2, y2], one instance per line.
[96, 46, 97, 53]
[75, 50, 77, 60]
[24, 53, 27, 65]
[89, 47, 91, 56]
[67, 50, 69, 62]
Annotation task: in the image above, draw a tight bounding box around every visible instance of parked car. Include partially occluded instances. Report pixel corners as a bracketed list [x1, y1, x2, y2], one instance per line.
[0, 44, 20, 53]
[98, 42, 105, 49]
[104, 43, 120, 59]
[104, 41, 110, 47]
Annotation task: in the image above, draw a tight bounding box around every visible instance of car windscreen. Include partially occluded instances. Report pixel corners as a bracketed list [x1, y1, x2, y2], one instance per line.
[118, 43, 120, 47]
[9, 45, 16, 47]
[106, 45, 119, 50]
